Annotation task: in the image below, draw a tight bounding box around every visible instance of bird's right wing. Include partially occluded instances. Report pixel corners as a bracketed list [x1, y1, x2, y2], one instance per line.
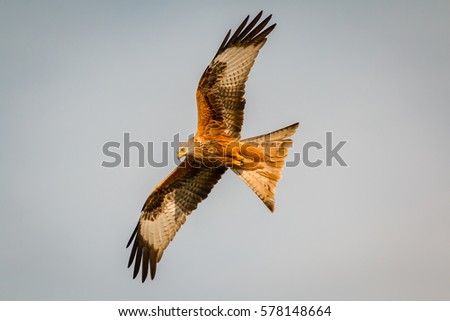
[127, 161, 226, 282]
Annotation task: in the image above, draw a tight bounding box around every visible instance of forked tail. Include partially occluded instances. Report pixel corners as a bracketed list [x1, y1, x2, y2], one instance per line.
[232, 122, 299, 211]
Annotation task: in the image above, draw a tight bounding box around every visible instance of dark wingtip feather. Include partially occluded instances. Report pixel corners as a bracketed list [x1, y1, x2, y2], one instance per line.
[227, 14, 250, 46]
[238, 11, 264, 41]
[251, 23, 276, 44]
[133, 245, 142, 279]
[127, 229, 158, 282]
[241, 14, 273, 43]
[214, 29, 231, 58]
[127, 236, 139, 268]
[126, 223, 139, 248]
[214, 12, 275, 58]
[142, 247, 150, 283]
[150, 249, 158, 280]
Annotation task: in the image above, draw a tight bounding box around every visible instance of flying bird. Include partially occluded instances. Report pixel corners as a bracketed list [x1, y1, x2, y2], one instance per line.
[127, 11, 298, 282]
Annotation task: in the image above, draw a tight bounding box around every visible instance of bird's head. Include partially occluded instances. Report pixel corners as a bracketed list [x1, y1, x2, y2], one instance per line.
[177, 138, 196, 159]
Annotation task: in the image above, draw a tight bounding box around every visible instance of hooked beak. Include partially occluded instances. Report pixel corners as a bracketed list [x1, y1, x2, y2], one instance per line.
[177, 149, 186, 160]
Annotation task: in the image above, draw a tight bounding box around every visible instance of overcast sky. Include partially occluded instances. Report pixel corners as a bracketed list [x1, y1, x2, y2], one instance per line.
[1, 0, 449, 300]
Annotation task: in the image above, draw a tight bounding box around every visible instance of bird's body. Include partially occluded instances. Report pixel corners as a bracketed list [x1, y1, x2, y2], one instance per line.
[127, 11, 298, 282]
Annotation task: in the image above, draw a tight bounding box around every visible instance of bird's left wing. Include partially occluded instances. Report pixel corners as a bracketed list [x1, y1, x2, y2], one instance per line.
[127, 161, 226, 282]
[196, 11, 276, 139]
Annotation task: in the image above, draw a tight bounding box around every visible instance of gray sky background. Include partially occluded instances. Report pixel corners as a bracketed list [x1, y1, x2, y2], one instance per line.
[1, 0, 449, 300]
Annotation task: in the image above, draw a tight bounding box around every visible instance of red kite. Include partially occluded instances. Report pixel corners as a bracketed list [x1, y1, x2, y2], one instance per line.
[127, 11, 298, 282]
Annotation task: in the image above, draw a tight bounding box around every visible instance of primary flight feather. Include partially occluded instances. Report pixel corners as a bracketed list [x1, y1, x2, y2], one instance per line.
[127, 11, 298, 282]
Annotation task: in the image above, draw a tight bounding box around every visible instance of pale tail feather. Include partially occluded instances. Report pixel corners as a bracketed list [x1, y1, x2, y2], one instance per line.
[232, 122, 299, 211]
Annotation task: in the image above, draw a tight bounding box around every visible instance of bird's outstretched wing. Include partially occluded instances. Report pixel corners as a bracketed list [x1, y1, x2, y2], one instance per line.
[196, 11, 276, 139]
[127, 162, 226, 282]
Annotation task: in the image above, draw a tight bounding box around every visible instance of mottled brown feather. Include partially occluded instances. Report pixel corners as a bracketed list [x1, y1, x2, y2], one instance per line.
[127, 160, 226, 282]
[197, 11, 276, 139]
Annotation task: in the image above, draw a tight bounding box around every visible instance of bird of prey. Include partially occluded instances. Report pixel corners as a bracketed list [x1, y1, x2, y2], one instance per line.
[127, 11, 298, 282]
